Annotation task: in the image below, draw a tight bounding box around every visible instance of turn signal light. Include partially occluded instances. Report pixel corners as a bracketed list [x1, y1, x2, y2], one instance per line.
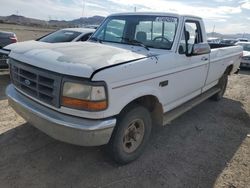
[61, 96, 107, 111]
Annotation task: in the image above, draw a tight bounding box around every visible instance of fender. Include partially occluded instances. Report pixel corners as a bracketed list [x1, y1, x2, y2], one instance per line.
[108, 84, 164, 116]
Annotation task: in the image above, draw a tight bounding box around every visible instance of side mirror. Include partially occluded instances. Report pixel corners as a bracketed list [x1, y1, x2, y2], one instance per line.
[192, 43, 211, 56]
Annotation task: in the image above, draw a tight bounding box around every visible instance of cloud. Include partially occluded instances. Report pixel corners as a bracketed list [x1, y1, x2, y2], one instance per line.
[108, 0, 242, 20]
[0, 0, 249, 34]
[0, 0, 109, 20]
[241, 0, 250, 9]
[214, 23, 248, 33]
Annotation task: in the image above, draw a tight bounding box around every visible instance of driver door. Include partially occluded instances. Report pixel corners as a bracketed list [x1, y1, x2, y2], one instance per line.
[161, 19, 210, 110]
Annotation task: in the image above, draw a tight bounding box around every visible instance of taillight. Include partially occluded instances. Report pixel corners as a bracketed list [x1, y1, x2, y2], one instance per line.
[9, 36, 17, 43]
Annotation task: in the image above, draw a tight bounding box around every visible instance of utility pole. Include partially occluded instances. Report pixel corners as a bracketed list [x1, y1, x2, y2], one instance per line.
[134, 7, 137, 12]
[82, 0, 86, 18]
[212, 24, 215, 37]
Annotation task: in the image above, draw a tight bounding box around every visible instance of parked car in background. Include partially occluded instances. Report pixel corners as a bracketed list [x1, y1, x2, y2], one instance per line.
[237, 42, 250, 68]
[220, 39, 238, 45]
[207, 37, 220, 44]
[38, 28, 95, 43]
[237, 38, 248, 42]
[0, 28, 95, 69]
[0, 31, 17, 68]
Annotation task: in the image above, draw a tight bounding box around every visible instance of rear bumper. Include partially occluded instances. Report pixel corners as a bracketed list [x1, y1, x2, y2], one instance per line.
[6, 84, 116, 146]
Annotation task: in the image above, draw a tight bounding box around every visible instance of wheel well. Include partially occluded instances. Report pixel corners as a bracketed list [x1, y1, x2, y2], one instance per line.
[226, 65, 234, 75]
[119, 95, 164, 126]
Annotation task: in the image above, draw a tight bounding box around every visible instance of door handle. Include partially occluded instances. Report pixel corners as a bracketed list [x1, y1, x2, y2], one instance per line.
[201, 57, 208, 61]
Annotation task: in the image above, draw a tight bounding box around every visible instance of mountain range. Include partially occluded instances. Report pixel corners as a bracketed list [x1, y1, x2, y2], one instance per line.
[0, 14, 249, 39]
[0, 14, 105, 28]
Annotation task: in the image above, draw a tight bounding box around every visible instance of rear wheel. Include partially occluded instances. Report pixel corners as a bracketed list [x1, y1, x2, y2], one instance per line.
[108, 105, 152, 164]
[211, 73, 228, 101]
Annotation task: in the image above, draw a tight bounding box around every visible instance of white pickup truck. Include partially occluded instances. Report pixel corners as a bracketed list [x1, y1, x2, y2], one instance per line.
[6, 12, 242, 164]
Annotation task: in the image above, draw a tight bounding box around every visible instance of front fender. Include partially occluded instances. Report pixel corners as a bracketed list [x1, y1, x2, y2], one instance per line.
[108, 84, 164, 116]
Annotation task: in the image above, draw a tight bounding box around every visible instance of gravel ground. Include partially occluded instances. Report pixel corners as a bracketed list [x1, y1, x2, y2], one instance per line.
[0, 70, 249, 188]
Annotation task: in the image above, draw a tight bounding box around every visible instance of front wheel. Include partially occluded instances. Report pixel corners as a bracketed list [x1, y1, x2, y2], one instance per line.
[211, 73, 228, 101]
[108, 105, 152, 164]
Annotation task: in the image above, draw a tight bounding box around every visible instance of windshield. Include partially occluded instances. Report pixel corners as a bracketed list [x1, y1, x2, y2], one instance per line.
[238, 43, 250, 51]
[90, 15, 178, 50]
[39, 30, 81, 43]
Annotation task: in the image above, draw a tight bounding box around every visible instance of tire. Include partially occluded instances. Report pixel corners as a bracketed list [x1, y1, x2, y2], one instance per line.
[211, 73, 228, 101]
[108, 105, 152, 164]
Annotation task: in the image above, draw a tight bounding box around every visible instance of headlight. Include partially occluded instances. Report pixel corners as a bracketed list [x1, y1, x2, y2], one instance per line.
[61, 81, 107, 111]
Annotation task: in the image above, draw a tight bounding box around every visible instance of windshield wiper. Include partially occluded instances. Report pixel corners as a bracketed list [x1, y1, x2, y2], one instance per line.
[117, 37, 150, 51]
[89, 37, 103, 43]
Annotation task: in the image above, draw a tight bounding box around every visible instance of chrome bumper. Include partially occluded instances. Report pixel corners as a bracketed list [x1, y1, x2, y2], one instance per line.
[6, 85, 116, 146]
[241, 59, 250, 68]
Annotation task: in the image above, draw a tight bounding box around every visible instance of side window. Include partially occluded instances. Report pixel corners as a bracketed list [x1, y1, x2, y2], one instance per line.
[80, 33, 92, 41]
[134, 18, 178, 49]
[179, 20, 203, 54]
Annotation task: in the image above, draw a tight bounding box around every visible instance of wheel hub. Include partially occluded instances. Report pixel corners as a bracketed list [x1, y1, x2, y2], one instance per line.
[122, 119, 145, 153]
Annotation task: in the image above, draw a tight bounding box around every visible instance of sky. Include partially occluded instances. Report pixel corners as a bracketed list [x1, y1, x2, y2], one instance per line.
[0, 0, 250, 34]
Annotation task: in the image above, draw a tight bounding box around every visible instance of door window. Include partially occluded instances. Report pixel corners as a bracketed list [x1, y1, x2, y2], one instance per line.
[179, 20, 203, 54]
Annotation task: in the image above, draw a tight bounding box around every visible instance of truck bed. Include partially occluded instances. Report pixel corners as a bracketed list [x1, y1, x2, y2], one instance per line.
[209, 43, 235, 49]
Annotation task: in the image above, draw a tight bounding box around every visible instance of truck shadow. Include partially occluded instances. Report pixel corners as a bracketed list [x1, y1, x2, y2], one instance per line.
[0, 98, 249, 188]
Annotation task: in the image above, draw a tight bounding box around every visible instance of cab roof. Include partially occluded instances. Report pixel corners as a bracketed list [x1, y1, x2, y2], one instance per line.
[109, 12, 202, 20]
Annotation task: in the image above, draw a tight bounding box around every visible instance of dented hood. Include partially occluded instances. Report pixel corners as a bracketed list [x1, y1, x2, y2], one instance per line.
[8, 40, 148, 78]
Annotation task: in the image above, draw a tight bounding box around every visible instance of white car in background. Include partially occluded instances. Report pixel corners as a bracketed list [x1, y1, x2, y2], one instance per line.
[207, 37, 220, 44]
[237, 38, 248, 42]
[38, 28, 95, 43]
[0, 28, 95, 69]
[237, 42, 250, 68]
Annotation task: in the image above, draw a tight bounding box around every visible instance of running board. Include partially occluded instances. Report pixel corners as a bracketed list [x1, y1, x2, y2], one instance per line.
[163, 87, 220, 125]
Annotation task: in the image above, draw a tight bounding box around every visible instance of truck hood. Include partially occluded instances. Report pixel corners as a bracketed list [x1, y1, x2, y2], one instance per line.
[8, 41, 148, 78]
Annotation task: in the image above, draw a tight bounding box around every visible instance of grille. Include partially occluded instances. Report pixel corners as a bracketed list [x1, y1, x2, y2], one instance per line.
[9, 59, 62, 107]
[243, 56, 250, 60]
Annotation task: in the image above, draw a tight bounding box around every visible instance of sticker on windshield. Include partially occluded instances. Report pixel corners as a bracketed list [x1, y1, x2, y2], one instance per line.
[155, 17, 177, 22]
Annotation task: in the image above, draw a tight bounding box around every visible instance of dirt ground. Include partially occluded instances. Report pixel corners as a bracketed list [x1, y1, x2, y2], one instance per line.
[0, 23, 55, 41]
[0, 69, 249, 188]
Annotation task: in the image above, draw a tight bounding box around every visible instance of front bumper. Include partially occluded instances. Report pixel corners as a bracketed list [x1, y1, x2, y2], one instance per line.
[0, 49, 10, 68]
[241, 59, 250, 68]
[6, 85, 116, 146]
